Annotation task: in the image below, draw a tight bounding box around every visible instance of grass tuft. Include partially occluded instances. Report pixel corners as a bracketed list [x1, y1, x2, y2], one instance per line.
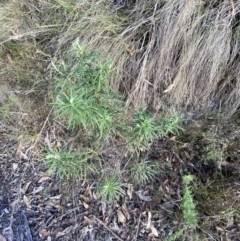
[42, 147, 98, 180]
[97, 172, 127, 204]
[130, 158, 158, 185]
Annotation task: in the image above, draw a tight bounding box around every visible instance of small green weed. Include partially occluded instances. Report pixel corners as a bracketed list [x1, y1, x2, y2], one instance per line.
[128, 108, 185, 152]
[157, 111, 185, 137]
[182, 175, 198, 228]
[130, 158, 158, 184]
[202, 129, 226, 169]
[129, 107, 157, 151]
[204, 138, 224, 163]
[206, 142, 223, 162]
[42, 147, 97, 180]
[98, 173, 126, 204]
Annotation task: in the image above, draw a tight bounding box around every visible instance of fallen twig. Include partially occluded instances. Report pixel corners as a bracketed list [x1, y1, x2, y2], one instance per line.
[94, 216, 124, 241]
[25, 108, 53, 156]
[134, 213, 142, 241]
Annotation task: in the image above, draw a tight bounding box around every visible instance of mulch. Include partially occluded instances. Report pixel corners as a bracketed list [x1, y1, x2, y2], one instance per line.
[1, 119, 240, 241]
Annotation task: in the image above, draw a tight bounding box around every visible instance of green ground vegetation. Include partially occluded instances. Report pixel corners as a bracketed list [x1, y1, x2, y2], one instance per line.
[46, 41, 184, 202]
[0, 0, 240, 239]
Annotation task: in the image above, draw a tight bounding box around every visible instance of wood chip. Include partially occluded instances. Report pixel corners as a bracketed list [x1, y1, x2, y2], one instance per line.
[16, 142, 23, 155]
[117, 210, 126, 224]
[80, 195, 90, 203]
[0, 234, 7, 241]
[23, 195, 31, 209]
[38, 176, 51, 183]
[127, 184, 133, 200]
[147, 211, 158, 236]
[21, 181, 32, 194]
[31, 186, 44, 194]
[84, 216, 94, 225]
[150, 224, 158, 237]
[122, 204, 130, 220]
[165, 186, 175, 195]
[39, 229, 50, 238]
[83, 201, 89, 209]
[86, 184, 93, 198]
[49, 195, 62, 200]
[56, 232, 66, 238]
[135, 191, 152, 202]
[12, 163, 18, 171]
[101, 201, 107, 216]
[146, 211, 152, 229]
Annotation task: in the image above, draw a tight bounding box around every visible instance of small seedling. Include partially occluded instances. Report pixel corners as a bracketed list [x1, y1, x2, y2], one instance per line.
[129, 107, 157, 151]
[157, 111, 185, 137]
[98, 173, 126, 204]
[130, 158, 158, 184]
[42, 147, 97, 180]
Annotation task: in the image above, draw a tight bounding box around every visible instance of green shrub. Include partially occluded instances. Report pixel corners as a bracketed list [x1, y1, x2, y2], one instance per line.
[51, 40, 123, 139]
[49, 41, 186, 190]
[52, 40, 185, 146]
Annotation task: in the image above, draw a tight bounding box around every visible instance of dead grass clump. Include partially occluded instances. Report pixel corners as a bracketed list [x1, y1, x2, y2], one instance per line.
[0, 1, 51, 45]
[120, 0, 240, 116]
[48, 0, 240, 116]
[0, 1, 25, 43]
[1, 0, 240, 118]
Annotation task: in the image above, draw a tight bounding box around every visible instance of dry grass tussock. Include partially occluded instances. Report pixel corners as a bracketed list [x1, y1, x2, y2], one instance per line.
[0, 0, 240, 116]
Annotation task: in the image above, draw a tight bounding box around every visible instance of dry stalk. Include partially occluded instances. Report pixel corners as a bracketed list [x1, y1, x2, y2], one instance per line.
[94, 216, 124, 241]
